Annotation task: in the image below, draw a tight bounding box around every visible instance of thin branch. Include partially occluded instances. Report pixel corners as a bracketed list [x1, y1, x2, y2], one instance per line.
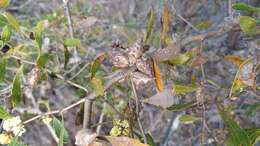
[83, 99, 92, 129]
[62, 0, 74, 39]
[23, 67, 136, 124]
[130, 77, 147, 144]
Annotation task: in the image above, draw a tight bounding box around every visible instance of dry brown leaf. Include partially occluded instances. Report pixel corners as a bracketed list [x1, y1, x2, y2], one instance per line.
[225, 55, 244, 67]
[144, 88, 176, 108]
[161, 5, 172, 47]
[152, 60, 164, 92]
[191, 56, 207, 66]
[105, 136, 148, 146]
[132, 72, 152, 89]
[153, 41, 181, 62]
[75, 129, 97, 146]
[237, 58, 256, 88]
[136, 58, 152, 76]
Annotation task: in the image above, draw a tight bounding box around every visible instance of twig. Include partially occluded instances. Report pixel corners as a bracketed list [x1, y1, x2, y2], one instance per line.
[83, 99, 92, 129]
[62, 0, 74, 39]
[96, 103, 106, 135]
[23, 67, 136, 124]
[177, 14, 200, 33]
[130, 77, 147, 144]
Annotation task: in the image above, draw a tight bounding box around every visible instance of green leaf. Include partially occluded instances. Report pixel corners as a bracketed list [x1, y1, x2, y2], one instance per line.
[239, 16, 257, 36]
[2, 25, 12, 43]
[0, 0, 9, 8]
[245, 128, 260, 145]
[232, 3, 260, 13]
[179, 114, 201, 124]
[11, 65, 23, 107]
[51, 117, 69, 144]
[33, 21, 45, 49]
[146, 133, 156, 146]
[2, 12, 20, 33]
[0, 57, 6, 82]
[36, 53, 49, 69]
[64, 38, 81, 47]
[167, 100, 196, 111]
[58, 114, 65, 146]
[144, 8, 155, 44]
[90, 53, 106, 78]
[91, 76, 104, 96]
[0, 105, 10, 119]
[245, 103, 260, 117]
[173, 83, 197, 95]
[8, 137, 27, 146]
[217, 104, 251, 146]
[63, 46, 70, 69]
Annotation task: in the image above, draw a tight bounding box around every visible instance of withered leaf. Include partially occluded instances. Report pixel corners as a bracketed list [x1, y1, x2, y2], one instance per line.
[153, 41, 181, 62]
[152, 60, 164, 92]
[160, 5, 172, 47]
[225, 55, 244, 67]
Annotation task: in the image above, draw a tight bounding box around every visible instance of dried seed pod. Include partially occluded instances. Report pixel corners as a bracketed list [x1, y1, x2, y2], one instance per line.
[132, 72, 152, 89]
[27, 68, 40, 88]
[136, 58, 152, 77]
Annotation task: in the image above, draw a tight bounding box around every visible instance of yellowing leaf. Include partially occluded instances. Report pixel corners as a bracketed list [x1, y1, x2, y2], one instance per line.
[152, 60, 163, 92]
[0, 105, 10, 119]
[2, 25, 12, 44]
[160, 5, 172, 47]
[3, 12, 20, 33]
[91, 53, 106, 78]
[239, 16, 257, 36]
[11, 65, 23, 107]
[225, 55, 244, 67]
[0, 57, 6, 82]
[179, 114, 201, 124]
[91, 77, 104, 96]
[34, 21, 45, 49]
[144, 8, 155, 44]
[173, 83, 197, 95]
[0, 0, 9, 8]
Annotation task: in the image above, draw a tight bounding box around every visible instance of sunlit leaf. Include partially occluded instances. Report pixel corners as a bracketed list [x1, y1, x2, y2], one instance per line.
[64, 38, 81, 47]
[152, 60, 163, 92]
[173, 83, 197, 95]
[36, 53, 49, 69]
[91, 77, 104, 96]
[167, 100, 196, 111]
[2, 12, 20, 33]
[160, 5, 172, 47]
[0, 57, 6, 82]
[239, 16, 257, 36]
[168, 53, 190, 65]
[0, 105, 10, 119]
[179, 114, 201, 124]
[144, 8, 155, 44]
[51, 117, 69, 144]
[11, 65, 23, 107]
[232, 2, 260, 13]
[217, 104, 251, 146]
[0, 0, 9, 8]
[2, 25, 11, 44]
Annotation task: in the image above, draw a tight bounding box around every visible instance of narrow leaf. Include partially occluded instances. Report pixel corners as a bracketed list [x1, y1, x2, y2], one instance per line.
[167, 100, 197, 111]
[3, 12, 20, 33]
[34, 21, 45, 49]
[90, 53, 106, 78]
[0, 105, 10, 119]
[179, 114, 201, 124]
[63, 46, 70, 68]
[152, 60, 163, 92]
[232, 2, 260, 13]
[91, 77, 104, 96]
[173, 83, 197, 95]
[2, 25, 12, 44]
[225, 55, 244, 67]
[144, 8, 155, 43]
[160, 5, 172, 47]
[58, 114, 65, 146]
[245, 128, 260, 145]
[11, 65, 23, 107]
[0, 57, 6, 82]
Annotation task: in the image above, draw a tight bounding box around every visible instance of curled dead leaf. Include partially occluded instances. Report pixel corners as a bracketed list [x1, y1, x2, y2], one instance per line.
[112, 54, 129, 68]
[27, 68, 40, 88]
[136, 58, 152, 77]
[132, 72, 152, 89]
[75, 129, 97, 146]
